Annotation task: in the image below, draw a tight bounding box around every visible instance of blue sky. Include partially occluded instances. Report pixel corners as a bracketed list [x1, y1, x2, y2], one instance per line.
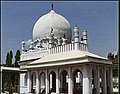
[1, 1, 118, 64]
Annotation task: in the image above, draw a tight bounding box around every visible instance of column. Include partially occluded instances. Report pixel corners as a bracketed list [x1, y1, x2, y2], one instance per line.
[75, 43, 79, 50]
[68, 66, 73, 94]
[56, 68, 60, 94]
[102, 67, 107, 94]
[74, 25, 80, 50]
[106, 69, 110, 94]
[83, 65, 92, 94]
[36, 70, 39, 94]
[45, 69, 49, 94]
[109, 67, 113, 94]
[0, 68, 2, 92]
[96, 67, 100, 94]
[27, 71, 31, 93]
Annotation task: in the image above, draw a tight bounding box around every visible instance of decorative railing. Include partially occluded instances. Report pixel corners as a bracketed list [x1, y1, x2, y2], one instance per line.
[49, 43, 88, 54]
[20, 42, 88, 61]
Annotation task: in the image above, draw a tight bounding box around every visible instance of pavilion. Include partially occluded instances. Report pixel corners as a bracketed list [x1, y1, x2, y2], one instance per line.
[18, 4, 113, 94]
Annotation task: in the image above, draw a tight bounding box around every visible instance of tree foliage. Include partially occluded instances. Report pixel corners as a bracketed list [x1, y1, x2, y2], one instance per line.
[2, 50, 20, 93]
[6, 52, 11, 66]
[14, 50, 20, 67]
[10, 50, 13, 63]
[6, 51, 13, 66]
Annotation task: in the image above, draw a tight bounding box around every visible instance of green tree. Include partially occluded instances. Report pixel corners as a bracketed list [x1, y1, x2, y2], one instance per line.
[9, 50, 13, 65]
[14, 50, 20, 67]
[13, 50, 21, 93]
[6, 51, 13, 66]
[6, 52, 11, 66]
[3, 50, 20, 93]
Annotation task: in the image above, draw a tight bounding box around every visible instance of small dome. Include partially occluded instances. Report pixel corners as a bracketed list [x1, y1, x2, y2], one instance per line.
[33, 10, 72, 42]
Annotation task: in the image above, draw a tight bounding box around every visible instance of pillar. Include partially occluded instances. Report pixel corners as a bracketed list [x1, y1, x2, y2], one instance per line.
[92, 69, 96, 94]
[96, 67, 100, 94]
[36, 70, 39, 94]
[40, 72, 45, 92]
[27, 71, 31, 93]
[82, 29, 88, 45]
[0, 68, 2, 92]
[83, 65, 92, 94]
[106, 69, 110, 94]
[109, 67, 113, 94]
[45, 69, 49, 94]
[82, 29, 88, 51]
[56, 68, 60, 94]
[68, 67, 73, 94]
[74, 25, 80, 50]
[102, 67, 107, 94]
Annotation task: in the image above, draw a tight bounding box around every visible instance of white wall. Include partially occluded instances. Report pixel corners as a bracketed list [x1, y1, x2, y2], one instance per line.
[20, 73, 27, 93]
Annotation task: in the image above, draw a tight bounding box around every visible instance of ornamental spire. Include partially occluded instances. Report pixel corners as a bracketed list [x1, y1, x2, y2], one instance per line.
[75, 23, 78, 27]
[51, 3, 54, 10]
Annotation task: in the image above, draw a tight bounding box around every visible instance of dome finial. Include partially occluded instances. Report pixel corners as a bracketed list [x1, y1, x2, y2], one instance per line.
[75, 24, 78, 27]
[51, 2, 54, 10]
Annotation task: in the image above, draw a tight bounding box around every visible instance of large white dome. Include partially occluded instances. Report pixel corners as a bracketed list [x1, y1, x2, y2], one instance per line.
[33, 10, 72, 42]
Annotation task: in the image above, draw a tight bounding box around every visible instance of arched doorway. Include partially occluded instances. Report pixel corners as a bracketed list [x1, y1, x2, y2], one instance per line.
[39, 72, 45, 94]
[100, 69, 103, 94]
[31, 72, 36, 93]
[73, 69, 83, 94]
[106, 70, 110, 94]
[92, 70, 97, 94]
[49, 71, 56, 93]
[60, 70, 68, 93]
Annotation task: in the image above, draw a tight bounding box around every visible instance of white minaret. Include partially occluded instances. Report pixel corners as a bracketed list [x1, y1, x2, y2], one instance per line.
[82, 29, 88, 45]
[82, 29, 88, 51]
[74, 24, 80, 50]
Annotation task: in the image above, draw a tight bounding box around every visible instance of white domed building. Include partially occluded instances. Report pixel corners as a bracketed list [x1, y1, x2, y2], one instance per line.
[19, 4, 113, 94]
[33, 10, 72, 42]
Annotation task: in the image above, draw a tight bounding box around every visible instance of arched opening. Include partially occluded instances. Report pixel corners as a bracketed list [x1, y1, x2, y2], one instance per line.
[100, 69, 103, 94]
[73, 69, 83, 94]
[49, 71, 56, 93]
[39, 72, 45, 94]
[60, 70, 68, 93]
[31, 72, 36, 93]
[92, 70, 96, 94]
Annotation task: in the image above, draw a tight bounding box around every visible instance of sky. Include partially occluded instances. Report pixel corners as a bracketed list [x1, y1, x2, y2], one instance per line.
[1, 1, 118, 64]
